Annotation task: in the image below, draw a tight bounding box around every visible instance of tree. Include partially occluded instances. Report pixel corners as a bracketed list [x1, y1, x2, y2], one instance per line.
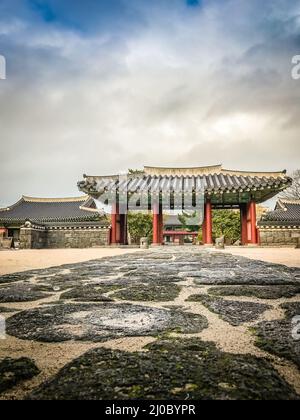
[127, 212, 153, 244]
[212, 210, 241, 244]
[280, 170, 300, 200]
[177, 211, 201, 233]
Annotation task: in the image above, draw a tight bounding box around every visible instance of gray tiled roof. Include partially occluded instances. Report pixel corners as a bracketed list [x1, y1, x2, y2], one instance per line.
[259, 199, 300, 226]
[78, 166, 291, 196]
[0, 196, 103, 225]
[164, 215, 183, 227]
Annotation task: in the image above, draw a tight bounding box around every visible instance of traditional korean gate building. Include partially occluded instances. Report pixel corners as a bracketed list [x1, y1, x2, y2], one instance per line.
[78, 165, 291, 246]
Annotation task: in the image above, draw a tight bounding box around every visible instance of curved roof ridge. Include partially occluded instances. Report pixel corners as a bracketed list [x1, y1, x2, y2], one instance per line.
[143, 166, 287, 178]
[83, 174, 120, 180]
[278, 198, 300, 205]
[221, 168, 287, 178]
[144, 164, 222, 170]
[0, 196, 25, 212]
[79, 205, 102, 214]
[82, 166, 289, 179]
[22, 195, 90, 203]
[144, 165, 223, 176]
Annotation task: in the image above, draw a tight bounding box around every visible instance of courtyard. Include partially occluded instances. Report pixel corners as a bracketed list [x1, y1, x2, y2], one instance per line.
[0, 247, 299, 400]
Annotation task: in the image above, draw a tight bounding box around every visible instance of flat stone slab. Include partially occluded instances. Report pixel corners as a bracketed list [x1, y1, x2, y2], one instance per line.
[208, 285, 300, 300]
[0, 273, 34, 285]
[123, 272, 182, 284]
[59, 285, 118, 302]
[192, 267, 299, 285]
[6, 303, 208, 343]
[111, 284, 182, 302]
[27, 338, 298, 400]
[0, 306, 21, 313]
[0, 284, 49, 303]
[0, 357, 40, 394]
[254, 302, 300, 368]
[187, 294, 272, 326]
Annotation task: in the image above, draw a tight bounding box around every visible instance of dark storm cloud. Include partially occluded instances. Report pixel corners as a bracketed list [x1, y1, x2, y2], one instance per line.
[0, 0, 299, 207]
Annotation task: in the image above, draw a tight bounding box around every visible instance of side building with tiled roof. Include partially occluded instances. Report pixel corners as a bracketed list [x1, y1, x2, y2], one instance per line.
[0, 196, 110, 249]
[258, 199, 300, 247]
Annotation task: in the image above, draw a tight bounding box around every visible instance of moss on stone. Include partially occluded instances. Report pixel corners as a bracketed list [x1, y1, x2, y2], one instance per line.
[208, 285, 300, 300]
[6, 302, 208, 343]
[186, 294, 272, 326]
[254, 302, 300, 368]
[27, 338, 299, 400]
[0, 357, 40, 394]
[111, 284, 181, 302]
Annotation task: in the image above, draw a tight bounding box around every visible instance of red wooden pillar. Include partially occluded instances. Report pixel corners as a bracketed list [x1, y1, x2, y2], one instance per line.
[205, 200, 213, 245]
[240, 204, 248, 245]
[202, 214, 207, 244]
[119, 214, 128, 245]
[249, 200, 258, 245]
[0, 228, 7, 237]
[111, 203, 119, 245]
[124, 214, 128, 245]
[152, 202, 160, 245]
[159, 206, 164, 245]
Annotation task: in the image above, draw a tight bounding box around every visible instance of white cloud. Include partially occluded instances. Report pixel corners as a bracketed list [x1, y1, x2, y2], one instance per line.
[0, 0, 299, 206]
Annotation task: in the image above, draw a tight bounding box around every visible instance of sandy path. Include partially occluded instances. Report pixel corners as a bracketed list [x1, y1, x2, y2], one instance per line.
[215, 247, 300, 268]
[0, 248, 143, 275]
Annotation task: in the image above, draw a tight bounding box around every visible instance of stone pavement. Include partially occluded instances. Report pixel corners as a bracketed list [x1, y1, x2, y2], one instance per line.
[0, 247, 299, 400]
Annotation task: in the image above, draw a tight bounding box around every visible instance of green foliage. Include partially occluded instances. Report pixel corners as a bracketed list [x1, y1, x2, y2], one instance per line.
[128, 169, 144, 175]
[177, 211, 201, 233]
[197, 230, 203, 243]
[127, 212, 153, 244]
[212, 210, 241, 244]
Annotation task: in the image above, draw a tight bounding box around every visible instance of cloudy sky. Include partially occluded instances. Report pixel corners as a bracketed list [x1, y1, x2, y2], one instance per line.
[0, 0, 299, 207]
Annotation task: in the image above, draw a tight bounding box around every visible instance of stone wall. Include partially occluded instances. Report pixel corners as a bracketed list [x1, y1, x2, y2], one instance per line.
[19, 225, 110, 249]
[259, 228, 300, 247]
[19, 227, 47, 249]
[45, 228, 110, 249]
